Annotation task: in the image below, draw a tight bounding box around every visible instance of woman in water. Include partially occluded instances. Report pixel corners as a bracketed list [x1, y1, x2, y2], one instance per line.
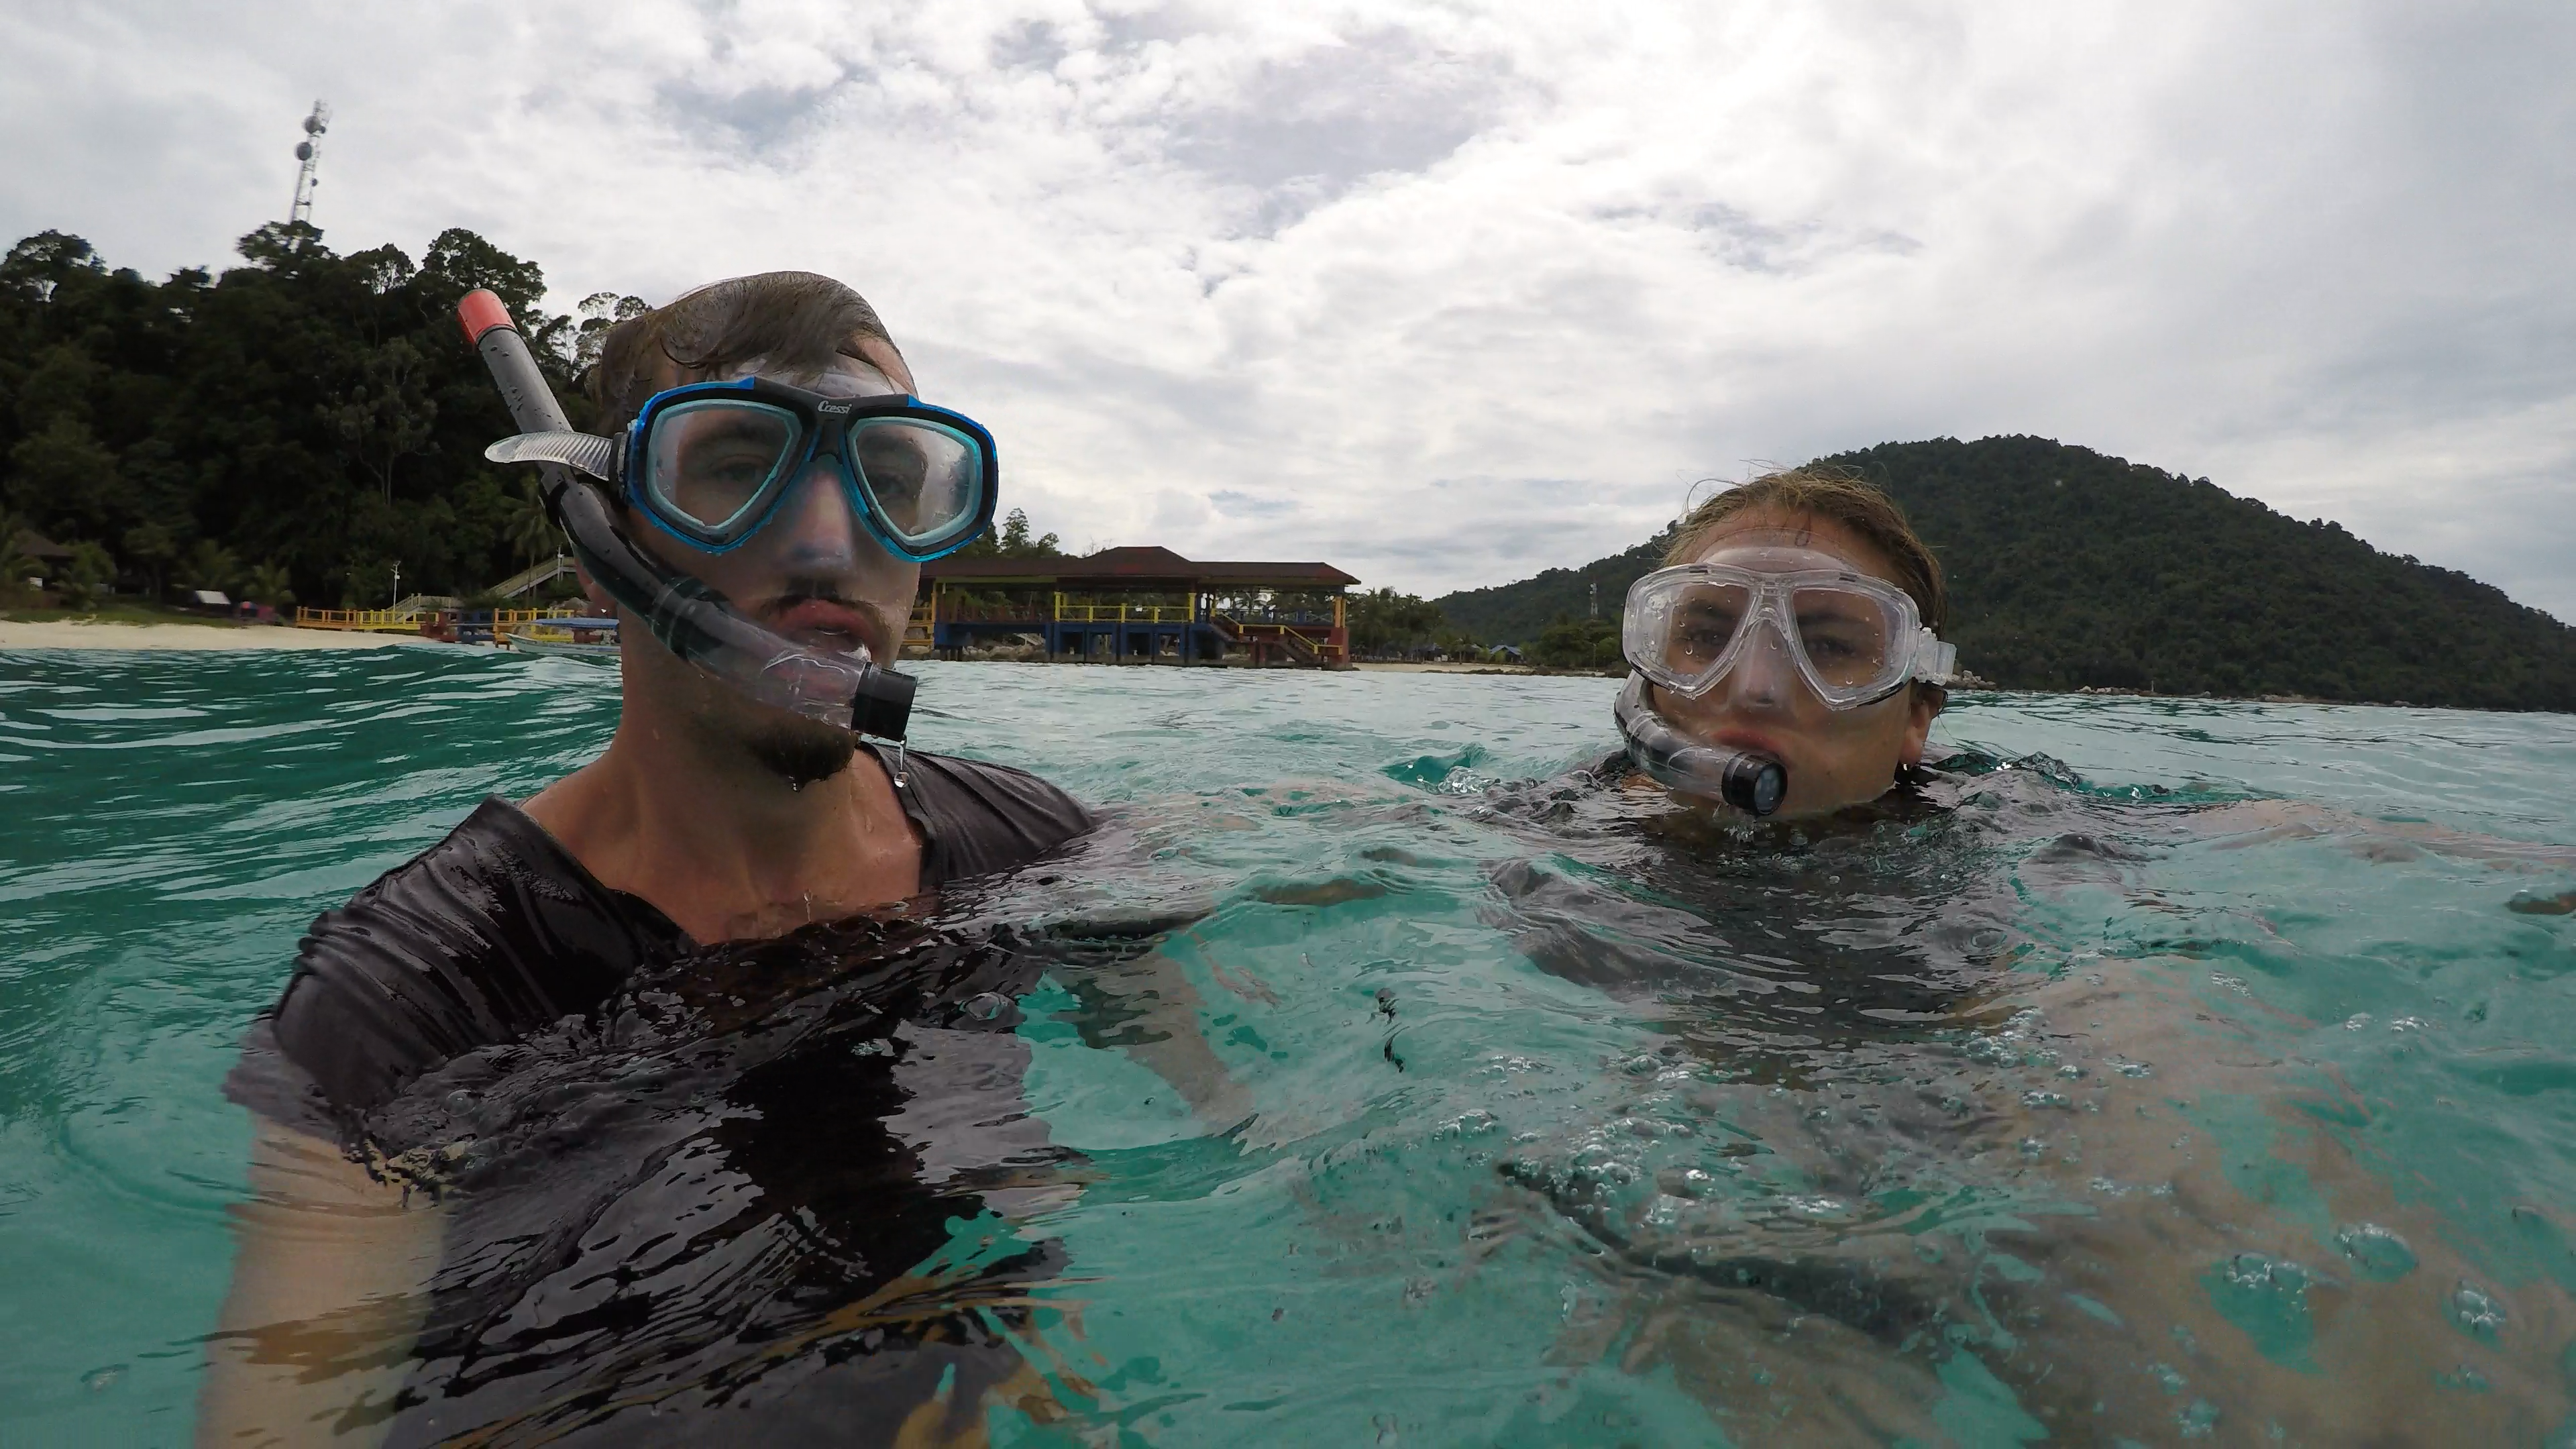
[1477, 466, 2576, 1442]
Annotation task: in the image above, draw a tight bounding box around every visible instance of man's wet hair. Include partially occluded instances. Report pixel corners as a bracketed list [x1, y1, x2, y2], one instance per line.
[590, 272, 906, 435]
[1667, 464, 1949, 706]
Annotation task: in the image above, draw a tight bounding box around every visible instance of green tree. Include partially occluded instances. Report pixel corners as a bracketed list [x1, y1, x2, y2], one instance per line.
[56, 539, 114, 609]
[573, 291, 651, 371]
[421, 228, 548, 321]
[240, 560, 296, 608]
[176, 538, 240, 595]
[123, 521, 178, 600]
[13, 343, 103, 432]
[6, 417, 123, 539]
[1529, 615, 1621, 670]
[958, 506, 1063, 559]
[1, 511, 40, 593]
[325, 337, 437, 504]
[1346, 587, 1451, 657]
[506, 477, 557, 565]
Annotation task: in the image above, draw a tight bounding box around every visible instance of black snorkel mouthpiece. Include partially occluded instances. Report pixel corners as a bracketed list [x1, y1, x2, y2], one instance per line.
[456, 290, 916, 743]
[1614, 673, 1787, 817]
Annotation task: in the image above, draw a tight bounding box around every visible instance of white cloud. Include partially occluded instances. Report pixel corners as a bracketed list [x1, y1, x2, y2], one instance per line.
[5, 0, 2571, 616]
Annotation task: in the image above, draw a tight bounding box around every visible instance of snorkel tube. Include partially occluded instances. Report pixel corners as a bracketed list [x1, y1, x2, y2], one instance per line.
[456, 290, 915, 741]
[1615, 673, 1786, 816]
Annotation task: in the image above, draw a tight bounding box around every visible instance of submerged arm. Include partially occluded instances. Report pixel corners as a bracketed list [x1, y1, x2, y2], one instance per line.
[1063, 946, 1262, 1133]
[2192, 798, 2576, 870]
[197, 1120, 446, 1448]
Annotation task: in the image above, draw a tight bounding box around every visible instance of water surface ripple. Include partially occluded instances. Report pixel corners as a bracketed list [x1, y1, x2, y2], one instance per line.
[3, 648, 2574, 1443]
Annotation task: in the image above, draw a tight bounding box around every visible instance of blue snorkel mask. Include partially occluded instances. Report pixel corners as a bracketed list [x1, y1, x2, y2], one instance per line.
[487, 376, 999, 564]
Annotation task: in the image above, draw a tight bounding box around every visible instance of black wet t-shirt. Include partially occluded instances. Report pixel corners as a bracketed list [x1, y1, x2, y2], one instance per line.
[225, 744, 1093, 1137]
[220, 747, 1097, 1444]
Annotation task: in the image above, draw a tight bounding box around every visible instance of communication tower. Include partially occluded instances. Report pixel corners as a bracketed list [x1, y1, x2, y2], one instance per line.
[288, 101, 331, 226]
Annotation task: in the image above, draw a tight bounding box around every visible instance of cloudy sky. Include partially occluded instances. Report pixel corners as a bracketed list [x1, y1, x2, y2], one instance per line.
[5, 1, 2571, 615]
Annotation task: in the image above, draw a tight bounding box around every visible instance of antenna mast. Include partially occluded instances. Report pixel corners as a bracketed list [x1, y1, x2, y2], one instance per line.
[288, 101, 331, 226]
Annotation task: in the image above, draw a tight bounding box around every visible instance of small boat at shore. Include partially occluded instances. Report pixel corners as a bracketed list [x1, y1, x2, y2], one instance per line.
[501, 616, 621, 665]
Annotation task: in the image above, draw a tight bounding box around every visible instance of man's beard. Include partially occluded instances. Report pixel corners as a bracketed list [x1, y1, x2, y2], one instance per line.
[745, 714, 857, 790]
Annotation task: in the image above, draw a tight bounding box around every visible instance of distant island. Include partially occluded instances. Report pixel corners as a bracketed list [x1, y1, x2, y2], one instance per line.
[1434, 436, 2576, 712]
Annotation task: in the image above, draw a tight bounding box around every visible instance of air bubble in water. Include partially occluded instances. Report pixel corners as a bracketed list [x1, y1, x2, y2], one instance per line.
[2450, 1280, 2508, 1338]
[961, 991, 1012, 1022]
[2435, 1364, 2492, 1393]
[2334, 1222, 2416, 1281]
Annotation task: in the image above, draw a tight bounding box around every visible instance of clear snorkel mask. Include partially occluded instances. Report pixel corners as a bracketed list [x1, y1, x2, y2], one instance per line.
[457, 290, 957, 743]
[1615, 545, 1957, 816]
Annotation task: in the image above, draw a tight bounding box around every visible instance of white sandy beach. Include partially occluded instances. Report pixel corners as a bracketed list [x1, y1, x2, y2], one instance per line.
[0, 619, 421, 651]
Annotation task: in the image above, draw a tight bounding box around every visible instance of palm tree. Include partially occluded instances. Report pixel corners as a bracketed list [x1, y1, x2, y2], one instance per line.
[123, 522, 178, 602]
[176, 539, 241, 596]
[1, 511, 40, 594]
[59, 541, 115, 610]
[506, 478, 559, 565]
[241, 561, 296, 608]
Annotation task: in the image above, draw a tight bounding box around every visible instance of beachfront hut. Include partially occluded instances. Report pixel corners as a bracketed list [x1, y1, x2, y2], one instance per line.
[916, 546, 1358, 665]
[11, 529, 70, 589]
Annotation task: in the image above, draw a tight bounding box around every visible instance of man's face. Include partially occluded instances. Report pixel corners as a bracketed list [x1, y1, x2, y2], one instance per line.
[1648, 511, 1937, 817]
[603, 336, 925, 782]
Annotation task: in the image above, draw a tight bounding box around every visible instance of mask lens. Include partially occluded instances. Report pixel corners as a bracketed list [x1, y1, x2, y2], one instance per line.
[1656, 580, 1752, 686]
[644, 400, 800, 537]
[1790, 586, 1902, 695]
[849, 418, 984, 548]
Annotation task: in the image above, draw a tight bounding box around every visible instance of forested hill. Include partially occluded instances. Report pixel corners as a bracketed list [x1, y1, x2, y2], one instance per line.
[1435, 435, 2576, 711]
[0, 226, 630, 610]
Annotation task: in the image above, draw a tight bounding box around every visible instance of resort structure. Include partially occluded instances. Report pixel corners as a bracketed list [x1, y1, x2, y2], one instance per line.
[912, 546, 1356, 665]
[282, 545, 1357, 668]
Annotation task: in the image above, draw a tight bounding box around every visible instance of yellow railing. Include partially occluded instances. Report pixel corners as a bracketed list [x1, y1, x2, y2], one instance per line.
[297, 606, 551, 638]
[294, 607, 420, 633]
[490, 610, 570, 642]
[1051, 594, 1193, 624]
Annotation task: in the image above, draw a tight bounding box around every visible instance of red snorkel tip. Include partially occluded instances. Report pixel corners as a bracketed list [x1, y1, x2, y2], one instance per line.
[457, 289, 517, 344]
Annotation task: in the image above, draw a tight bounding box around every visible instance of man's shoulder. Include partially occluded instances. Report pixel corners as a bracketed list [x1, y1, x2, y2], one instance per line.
[258, 796, 681, 1117]
[890, 749, 1094, 885]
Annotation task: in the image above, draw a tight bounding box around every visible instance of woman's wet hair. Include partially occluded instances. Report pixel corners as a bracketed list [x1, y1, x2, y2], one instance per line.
[589, 272, 906, 434]
[1667, 465, 1948, 708]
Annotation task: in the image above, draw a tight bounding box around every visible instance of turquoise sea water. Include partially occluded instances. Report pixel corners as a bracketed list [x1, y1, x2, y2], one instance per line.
[4, 647, 2575, 1444]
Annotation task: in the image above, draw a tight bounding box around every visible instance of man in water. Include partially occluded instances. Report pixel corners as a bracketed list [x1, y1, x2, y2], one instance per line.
[201, 274, 1093, 1444]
